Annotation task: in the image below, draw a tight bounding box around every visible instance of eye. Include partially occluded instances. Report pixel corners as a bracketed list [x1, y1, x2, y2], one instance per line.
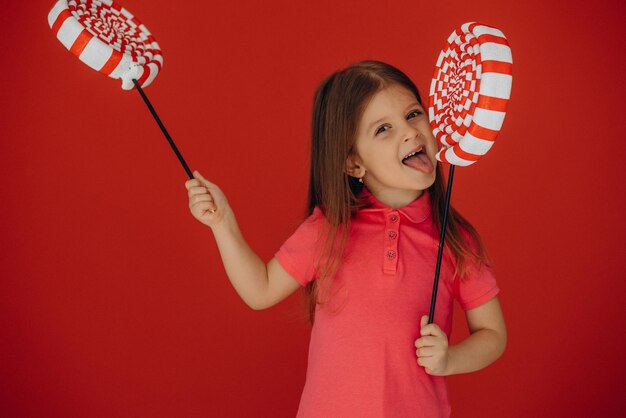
[407, 110, 423, 119]
[375, 124, 390, 135]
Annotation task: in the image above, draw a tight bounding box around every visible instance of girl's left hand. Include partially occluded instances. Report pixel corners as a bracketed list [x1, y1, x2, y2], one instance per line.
[415, 315, 450, 376]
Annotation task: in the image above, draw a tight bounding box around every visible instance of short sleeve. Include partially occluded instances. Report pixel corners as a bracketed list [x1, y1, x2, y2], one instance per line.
[453, 263, 500, 311]
[452, 226, 500, 310]
[274, 207, 325, 287]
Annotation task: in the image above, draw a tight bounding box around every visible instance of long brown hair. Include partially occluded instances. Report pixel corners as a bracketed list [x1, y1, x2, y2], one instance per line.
[302, 60, 490, 326]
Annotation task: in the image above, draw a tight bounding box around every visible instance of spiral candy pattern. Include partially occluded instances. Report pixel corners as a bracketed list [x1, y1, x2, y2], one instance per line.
[428, 22, 513, 166]
[48, 0, 163, 90]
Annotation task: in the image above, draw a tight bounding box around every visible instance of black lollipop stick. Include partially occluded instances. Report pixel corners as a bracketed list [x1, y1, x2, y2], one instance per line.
[132, 79, 193, 179]
[428, 165, 455, 324]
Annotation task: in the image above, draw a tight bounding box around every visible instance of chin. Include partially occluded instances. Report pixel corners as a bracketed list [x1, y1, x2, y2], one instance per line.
[418, 174, 436, 190]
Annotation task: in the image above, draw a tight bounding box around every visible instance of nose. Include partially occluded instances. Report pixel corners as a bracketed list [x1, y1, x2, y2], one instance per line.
[402, 121, 421, 142]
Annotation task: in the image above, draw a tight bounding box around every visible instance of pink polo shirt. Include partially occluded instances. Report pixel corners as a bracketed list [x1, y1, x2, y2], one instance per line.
[275, 187, 499, 418]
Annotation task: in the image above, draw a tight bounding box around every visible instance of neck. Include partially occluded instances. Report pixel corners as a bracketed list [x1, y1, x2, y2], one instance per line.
[367, 187, 424, 209]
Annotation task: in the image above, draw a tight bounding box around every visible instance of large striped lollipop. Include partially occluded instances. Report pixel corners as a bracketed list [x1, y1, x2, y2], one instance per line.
[48, 0, 162, 90]
[48, 0, 193, 178]
[426, 22, 513, 324]
[428, 22, 513, 166]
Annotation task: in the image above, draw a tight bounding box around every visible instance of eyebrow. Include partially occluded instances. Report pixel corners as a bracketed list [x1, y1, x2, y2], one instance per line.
[366, 102, 422, 132]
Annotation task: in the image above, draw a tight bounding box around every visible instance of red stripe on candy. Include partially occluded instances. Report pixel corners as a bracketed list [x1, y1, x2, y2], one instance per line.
[482, 60, 513, 75]
[100, 49, 123, 75]
[468, 121, 499, 141]
[136, 65, 151, 86]
[453, 145, 481, 161]
[477, 34, 509, 46]
[69, 28, 94, 57]
[439, 150, 449, 164]
[477, 95, 509, 112]
[51, 9, 72, 36]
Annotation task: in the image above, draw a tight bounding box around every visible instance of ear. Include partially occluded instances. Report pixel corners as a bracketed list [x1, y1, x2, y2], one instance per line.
[344, 153, 365, 178]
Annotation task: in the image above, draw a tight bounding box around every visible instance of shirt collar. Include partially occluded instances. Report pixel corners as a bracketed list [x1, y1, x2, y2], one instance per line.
[358, 186, 431, 223]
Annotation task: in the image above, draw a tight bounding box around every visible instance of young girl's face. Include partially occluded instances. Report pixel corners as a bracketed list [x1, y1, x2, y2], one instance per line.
[347, 83, 437, 207]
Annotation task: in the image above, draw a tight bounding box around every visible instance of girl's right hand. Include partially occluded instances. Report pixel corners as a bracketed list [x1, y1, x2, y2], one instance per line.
[185, 170, 230, 228]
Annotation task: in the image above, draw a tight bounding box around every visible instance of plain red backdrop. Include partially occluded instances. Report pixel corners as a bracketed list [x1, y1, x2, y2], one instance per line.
[1, 0, 624, 416]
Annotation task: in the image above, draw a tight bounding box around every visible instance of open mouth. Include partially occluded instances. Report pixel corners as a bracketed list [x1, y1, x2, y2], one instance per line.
[401, 145, 425, 164]
[401, 145, 434, 173]
[402, 145, 424, 164]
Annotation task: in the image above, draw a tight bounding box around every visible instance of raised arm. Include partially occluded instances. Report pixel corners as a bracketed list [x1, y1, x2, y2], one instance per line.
[185, 171, 301, 310]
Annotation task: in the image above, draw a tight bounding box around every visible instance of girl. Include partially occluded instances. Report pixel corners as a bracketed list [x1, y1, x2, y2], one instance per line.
[185, 60, 506, 417]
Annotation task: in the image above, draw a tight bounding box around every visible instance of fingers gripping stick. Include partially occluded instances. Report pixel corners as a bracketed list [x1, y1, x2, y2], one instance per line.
[186, 172, 220, 225]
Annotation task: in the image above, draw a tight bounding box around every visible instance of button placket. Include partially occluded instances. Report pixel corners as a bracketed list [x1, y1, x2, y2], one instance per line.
[384, 211, 400, 274]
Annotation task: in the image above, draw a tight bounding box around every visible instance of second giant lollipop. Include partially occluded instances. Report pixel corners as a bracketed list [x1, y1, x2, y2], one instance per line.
[426, 22, 513, 323]
[48, 0, 193, 178]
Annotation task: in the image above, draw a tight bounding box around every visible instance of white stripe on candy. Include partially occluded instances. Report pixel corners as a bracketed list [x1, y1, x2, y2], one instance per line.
[473, 107, 507, 131]
[459, 132, 495, 155]
[79, 36, 113, 70]
[480, 42, 513, 64]
[56, 13, 84, 50]
[47, 1, 65, 27]
[480, 73, 513, 100]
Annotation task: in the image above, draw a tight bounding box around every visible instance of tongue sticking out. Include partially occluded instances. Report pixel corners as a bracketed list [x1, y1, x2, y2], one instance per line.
[403, 153, 434, 173]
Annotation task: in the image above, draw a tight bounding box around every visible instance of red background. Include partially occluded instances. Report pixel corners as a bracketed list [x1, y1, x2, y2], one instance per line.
[1, 0, 624, 416]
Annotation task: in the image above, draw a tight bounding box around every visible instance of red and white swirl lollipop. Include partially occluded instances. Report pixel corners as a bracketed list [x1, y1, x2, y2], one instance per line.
[426, 22, 513, 324]
[48, 0, 193, 179]
[428, 22, 513, 166]
[48, 0, 163, 90]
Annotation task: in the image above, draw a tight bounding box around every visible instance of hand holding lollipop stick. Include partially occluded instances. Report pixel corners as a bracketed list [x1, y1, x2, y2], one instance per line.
[427, 22, 513, 324]
[48, 0, 193, 179]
